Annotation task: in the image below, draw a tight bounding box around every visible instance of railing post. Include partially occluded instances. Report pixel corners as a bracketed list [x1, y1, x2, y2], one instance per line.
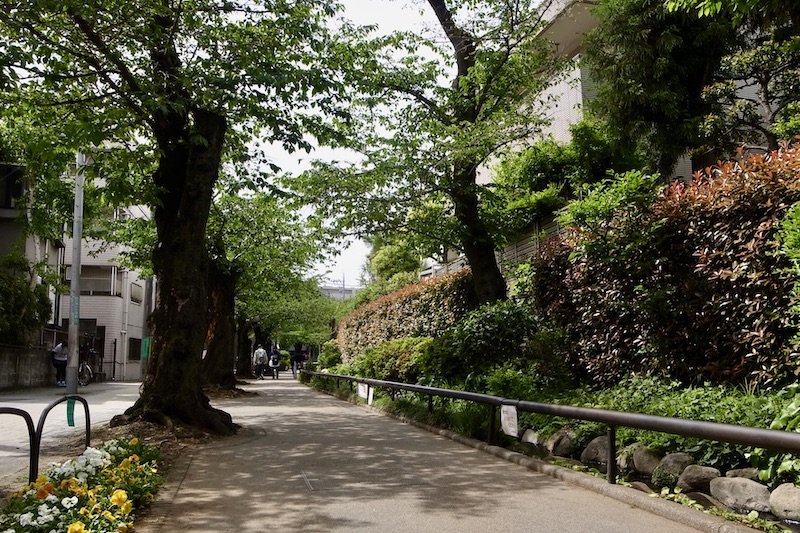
[391, 388, 396, 401]
[0, 408, 37, 483]
[488, 405, 497, 445]
[33, 395, 91, 481]
[607, 425, 617, 484]
[428, 395, 433, 413]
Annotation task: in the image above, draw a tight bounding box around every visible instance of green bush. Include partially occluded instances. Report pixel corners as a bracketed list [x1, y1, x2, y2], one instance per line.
[483, 364, 564, 401]
[519, 377, 779, 470]
[749, 384, 800, 487]
[317, 339, 341, 369]
[350, 337, 434, 383]
[413, 299, 569, 387]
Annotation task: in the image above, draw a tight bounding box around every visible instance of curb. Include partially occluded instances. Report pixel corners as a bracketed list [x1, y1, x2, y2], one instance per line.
[347, 397, 761, 533]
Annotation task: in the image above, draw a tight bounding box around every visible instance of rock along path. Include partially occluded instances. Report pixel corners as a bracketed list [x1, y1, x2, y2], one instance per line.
[137, 378, 758, 533]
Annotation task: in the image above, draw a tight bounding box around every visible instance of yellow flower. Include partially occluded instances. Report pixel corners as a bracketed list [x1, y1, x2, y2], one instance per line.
[68, 521, 87, 533]
[111, 489, 128, 507]
[128, 437, 140, 446]
[36, 481, 55, 500]
[120, 501, 133, 515]
[129, 454, 140, 463]
[102, 510, 116, 521]
[120, 458, 131, 470]
[79, 507, 92, 517]
[118, 522, 132, 533]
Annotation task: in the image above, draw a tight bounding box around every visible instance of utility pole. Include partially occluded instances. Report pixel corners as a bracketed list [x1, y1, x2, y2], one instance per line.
[66, 153, 85, 395]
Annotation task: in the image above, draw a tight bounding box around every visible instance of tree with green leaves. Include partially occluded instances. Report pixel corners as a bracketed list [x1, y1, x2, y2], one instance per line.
[583, 0, 734, 174]
[491, 115, 647, 237]
[296, 0, 564, 304]
[203, 190, 329, 388]
[267, 283, 341, 349]
[0, 0, 357, 433]
[0, 253, 52, 345]
[348, 234, 422, 307]
[585, 0, 799, 173]
[664, 0, 800, 24]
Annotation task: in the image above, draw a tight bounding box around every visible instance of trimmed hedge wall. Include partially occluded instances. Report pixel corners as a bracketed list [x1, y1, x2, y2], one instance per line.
[337, 269, 479, 362]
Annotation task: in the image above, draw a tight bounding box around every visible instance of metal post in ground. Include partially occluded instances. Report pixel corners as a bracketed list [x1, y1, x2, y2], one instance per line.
[488, 405, 497, 445]
[607, 425, 617, 484]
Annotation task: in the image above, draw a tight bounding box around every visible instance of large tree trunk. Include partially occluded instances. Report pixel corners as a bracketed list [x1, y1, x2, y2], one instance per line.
[235, 316, 255, 378]
[201, 259, 238, 389]
[126, 109, 236, 435]
[429, 0, 507, 304]
[451, 167, 507, 304]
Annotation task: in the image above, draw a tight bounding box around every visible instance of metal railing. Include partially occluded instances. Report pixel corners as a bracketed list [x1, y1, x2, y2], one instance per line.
[305, 371, 800, 484]
[1, 395, 91, 482]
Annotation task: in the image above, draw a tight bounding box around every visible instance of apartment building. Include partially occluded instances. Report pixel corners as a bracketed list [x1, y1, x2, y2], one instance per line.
[57, 204, 154, 382]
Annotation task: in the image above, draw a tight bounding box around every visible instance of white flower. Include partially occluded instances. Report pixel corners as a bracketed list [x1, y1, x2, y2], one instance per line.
[18, 512, 34, 526]
[61, 496, 79, 509]
[46, 494, 58, 503]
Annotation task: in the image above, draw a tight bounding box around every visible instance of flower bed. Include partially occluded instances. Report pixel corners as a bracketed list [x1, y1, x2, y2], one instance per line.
[0, 437, 161, 533]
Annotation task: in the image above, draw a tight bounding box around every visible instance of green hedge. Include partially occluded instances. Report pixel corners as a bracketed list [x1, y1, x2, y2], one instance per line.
[337, 269, 478, 362]
[350, 337, 434, 383]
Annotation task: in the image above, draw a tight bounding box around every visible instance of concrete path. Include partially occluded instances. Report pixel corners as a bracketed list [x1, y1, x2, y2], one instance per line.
[0, 381, 142, 489]
[137, 379, 740, 533]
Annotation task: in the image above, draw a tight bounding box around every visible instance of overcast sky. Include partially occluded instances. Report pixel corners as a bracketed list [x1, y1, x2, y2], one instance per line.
[307, 0, 437, 287]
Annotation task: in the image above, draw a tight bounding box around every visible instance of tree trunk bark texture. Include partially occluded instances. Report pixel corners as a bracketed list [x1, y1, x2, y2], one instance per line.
[235, 317, 255, 378]
[451, 167, 507, 304]
[429, 0, 507, 304]
[201, 260, 238, 389]
[126, 109, 236, 435]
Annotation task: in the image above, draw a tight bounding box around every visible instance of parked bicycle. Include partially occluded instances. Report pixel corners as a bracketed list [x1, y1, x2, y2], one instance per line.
[78, 346, 96, 386]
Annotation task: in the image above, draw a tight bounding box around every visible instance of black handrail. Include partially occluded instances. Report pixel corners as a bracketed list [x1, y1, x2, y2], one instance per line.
[306, 371, 800, 484]
[0, 407, 37, 483]
[33, 395, 91, 481]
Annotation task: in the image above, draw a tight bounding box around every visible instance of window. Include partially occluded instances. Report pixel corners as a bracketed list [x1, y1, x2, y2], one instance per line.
[128, 337, 142, 361]
[130, 283, 143, 304]
[65, 265, 115, 296]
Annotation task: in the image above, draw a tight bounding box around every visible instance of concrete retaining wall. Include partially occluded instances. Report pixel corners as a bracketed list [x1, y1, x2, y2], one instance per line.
[0, 344, 53, 390]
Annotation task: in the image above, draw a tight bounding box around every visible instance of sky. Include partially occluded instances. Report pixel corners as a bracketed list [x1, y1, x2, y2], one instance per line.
[304, 0, 437, 288]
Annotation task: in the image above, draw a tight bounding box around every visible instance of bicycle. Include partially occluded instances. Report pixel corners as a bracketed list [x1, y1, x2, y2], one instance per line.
[78, 350, 95, 386]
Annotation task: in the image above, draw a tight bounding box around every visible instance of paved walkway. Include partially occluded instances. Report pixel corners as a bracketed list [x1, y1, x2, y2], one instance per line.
[137, 379, 756, 533]
[0, 381, 142, 491]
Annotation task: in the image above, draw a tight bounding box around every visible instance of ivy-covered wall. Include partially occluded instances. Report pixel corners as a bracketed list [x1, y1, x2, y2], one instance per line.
[337, 270, 478, 362]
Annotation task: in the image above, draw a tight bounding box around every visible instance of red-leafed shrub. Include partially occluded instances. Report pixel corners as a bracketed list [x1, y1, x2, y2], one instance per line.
[524, 146, 800, 388]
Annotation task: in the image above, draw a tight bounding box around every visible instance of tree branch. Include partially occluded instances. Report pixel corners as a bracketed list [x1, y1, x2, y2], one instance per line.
[68, 11, 154, 128]
[384, 83, 452, 124]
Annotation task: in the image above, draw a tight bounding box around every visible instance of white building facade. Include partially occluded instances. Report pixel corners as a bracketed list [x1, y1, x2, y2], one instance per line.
[58, 205, 154, 382]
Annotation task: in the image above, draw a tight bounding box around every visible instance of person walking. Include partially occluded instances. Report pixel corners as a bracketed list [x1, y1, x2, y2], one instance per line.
[253, 344, 267, 379]
[51, 342, 68, 387]
[290, 351, 302, 378]
[268, 348, 281, 380]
